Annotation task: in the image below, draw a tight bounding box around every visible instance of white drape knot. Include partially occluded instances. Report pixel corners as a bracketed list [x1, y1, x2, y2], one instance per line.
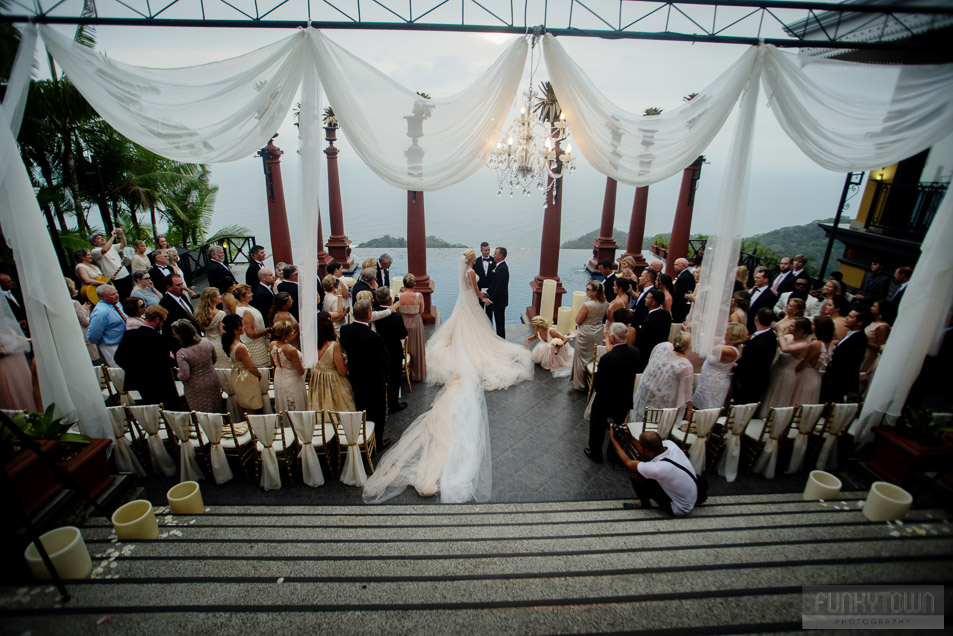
[263, 442, 273, 449]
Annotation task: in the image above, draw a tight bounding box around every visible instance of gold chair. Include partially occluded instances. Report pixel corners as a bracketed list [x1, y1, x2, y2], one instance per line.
[218, 412, 255, 481]
[247, 413, 296, 488]
[284, 410, 339, 484]
[329, 410, 377, 475]
[401, 338, 413, 393]
[742, 406, 797, 477]
[676, 407, 723, 474]
[585, 344, 607, 403]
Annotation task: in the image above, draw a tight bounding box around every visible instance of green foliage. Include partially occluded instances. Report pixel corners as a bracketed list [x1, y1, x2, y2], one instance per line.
[8, 404, 89, 444]
[357, 235, 467, 248]
[898, 407, 953, 444]
[643, 107, 663, 116]
[322, 106, 338, 127]
[207, 225, 253, 244]
[560, 228, 630, 250]
[533, 81, 562, 124]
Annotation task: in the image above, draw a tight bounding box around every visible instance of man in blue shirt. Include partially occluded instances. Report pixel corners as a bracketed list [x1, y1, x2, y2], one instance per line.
[86, 285, 127, 367]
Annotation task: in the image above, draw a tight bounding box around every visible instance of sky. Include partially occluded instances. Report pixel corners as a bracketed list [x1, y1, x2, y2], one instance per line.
[35, 2, 949, 252]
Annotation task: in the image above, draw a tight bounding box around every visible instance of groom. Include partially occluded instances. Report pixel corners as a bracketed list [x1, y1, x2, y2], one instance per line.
[486, 247, 508, 338]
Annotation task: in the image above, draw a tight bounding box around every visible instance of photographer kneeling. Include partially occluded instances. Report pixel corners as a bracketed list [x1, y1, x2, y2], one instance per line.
[609, 428, 701, 516]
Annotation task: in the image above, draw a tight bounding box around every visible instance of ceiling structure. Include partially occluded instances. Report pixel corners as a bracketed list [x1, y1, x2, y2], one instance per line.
[2, 1, 953, 51]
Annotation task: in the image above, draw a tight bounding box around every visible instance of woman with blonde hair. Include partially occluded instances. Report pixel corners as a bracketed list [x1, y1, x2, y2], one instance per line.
[308, 312, 356, 412]
[234, 283, 271, 368]
[692, 322, 747, 409]
[525, 315, 574, 378]
[322, 274, 349, 336]
[130, 240, 151, 274]
[632, 332, 695, 422]
[194, 287, 229, 368]
[270, 320, 306, 412]
[774, 297, 805, 335]
[734, 266, 749, 293]
[397, 272, 426, 382]
[571, 280, 608, 391]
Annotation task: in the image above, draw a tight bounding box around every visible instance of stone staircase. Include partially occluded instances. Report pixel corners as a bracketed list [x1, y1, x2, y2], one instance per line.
[2, 492, 951, 634]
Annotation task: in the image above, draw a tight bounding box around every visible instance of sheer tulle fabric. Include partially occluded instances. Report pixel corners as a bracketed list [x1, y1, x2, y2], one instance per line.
[363, 255, 532, 504]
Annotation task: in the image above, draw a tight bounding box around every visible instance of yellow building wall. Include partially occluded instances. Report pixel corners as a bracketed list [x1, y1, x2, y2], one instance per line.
[840, 263, 866, 289]
[854, 164, 897, 225]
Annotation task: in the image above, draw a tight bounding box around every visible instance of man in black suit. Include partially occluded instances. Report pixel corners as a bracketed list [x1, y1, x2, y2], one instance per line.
[252, 268, 276, 317]
[852, 257, 890, 308]
[671, 258, 695, 323]
[791, 254, 812, 290]
[0, 272, 26, 326]
[375, 254, 392, 290]
[585, 323, 640, 464]
[886, 266, 912, 311]
[340, 300, 392, 448]
[747, 267, 777, 334]
[158, 275, 199, 353]
[631, 268, 657, 326]
[820, 309, 869, 403]
[115, 305, 181, 408]
[771, 257, 796, 295]
[246, 245, 266, 292]
[374, 288, 408, 415]
[635, 290, 672, 373]
[351, 268, 376, 301]
[474, 242, 496, 294]
[731, 307, 778, 405]
[597, 259, 620, 304]
[486, 247, 509, 337]
[276, 265, 299, 322]
[149, 249, 174, 294]
[207, 245, 237, 293]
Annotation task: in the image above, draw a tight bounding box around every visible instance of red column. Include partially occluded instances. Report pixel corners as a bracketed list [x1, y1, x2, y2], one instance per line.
[407, 191, 437, 324]
[623, 186, 650, 274]
[316, 208, 331, 280]
[257, 137, 293, 265]
[667, 156, 704, 277]
[323, 126, 354, 270]
[528, 147, 567, 320]
[587, 176, 619, 271]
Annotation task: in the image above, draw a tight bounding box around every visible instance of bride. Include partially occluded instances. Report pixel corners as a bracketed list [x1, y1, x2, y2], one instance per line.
[362, 248, 533, 504]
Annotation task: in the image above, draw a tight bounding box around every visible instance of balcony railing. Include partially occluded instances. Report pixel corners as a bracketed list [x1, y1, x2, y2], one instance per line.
[177, 236, 256, 285]
[865, 181, 947, 240]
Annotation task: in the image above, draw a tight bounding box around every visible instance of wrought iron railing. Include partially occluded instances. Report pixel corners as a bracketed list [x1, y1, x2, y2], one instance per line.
[178, 235, 256, 284]
[864, 181, 947, 240]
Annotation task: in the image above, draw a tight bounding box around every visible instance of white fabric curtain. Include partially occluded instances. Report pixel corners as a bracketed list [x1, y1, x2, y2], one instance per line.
[195, 412, 235, 485]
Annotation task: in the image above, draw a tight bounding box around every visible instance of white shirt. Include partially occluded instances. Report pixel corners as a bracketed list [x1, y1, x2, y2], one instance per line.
[165, 291, 193, 315]
[637, 441, 697, 516]
[835, 328, 860, 349]
[749, 285, 768, 303]
[92, 245, 129, 280]
[637, 284, 655, 305]
[3, 289, 18, 307]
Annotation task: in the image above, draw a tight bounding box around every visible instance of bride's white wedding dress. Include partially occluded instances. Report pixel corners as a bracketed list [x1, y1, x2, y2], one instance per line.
[362, 254, 533, 504]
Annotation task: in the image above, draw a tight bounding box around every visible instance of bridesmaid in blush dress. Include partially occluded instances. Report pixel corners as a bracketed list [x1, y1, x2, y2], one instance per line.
[270, 321, 307, 412]
[525, 316, 574, 378]
[397, 274, 426, 382]
[792, 315, 834, 405]
[759, 317, 812, 417]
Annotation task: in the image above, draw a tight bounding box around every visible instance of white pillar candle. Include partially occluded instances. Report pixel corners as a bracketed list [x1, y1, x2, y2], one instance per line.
[540, 279, 557, 323]
[392, 276, 404, 300]
[556, 306, 572, 336]
[570, 290, 586, 326]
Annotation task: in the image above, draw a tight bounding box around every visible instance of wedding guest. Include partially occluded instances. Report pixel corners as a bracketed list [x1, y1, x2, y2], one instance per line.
[65, 277, 98, 361]
[734, 265, 749, 293]
[273, 262, 287, 292]
[168, 248, 198, 299]
[632, 332, 694, 423]
[0, 306, 37, 412]
[308, 312, 356, 413]
[886, 266, 912, 309]
[759, 317, 811, 417]
[859, 300, 892, 388]
[115, 305, 180, 408]
[130, 271, 162, 307]
[747, 267, 777, 334]
[173, 319, 220, 413]
[222, 281, 239, 315]
[820, 309, 869, 403]
[671, 258, 695, 323]
[597, 259, 620, 303]
[277, 265, 299, 322]
[87, 285, 127, 366]
[74, 248, 106, 293]
[268, 291, 297, 333]
[526, 316, 573, 378]
[376, 254, 393, 289]
[374, 287, 408, 415]
[340, 300, 391, 446]
[824, 295, 849, 344]
[606, 277, 630, 325]
[632, 269, 657, 324]
[90, 229, 132, 299]
[816, 279, 842, 314]
[322, 274, 348, 336]
[571, 280, 608, 392]
[270, 320, 307, 412]
[635, 289, 672, 373]
[397, 273, 426, 382]
[773, 297, 805, 334]
[774, 278, 819, 318]
[234, 283, 272, 368]
[607, 308, 636, 348]
[207, 245, 237, 294]
[222, 313, 263, 413]
[729, 291, 750, 326]
[584, 322, 640, 464]
[130, 240, 151, 275]
[731, 307, 778, 406]
[792, 315, 834, 405]
[692, 322, 747, 410]
[252, 268, 276, 317]
[852, 257, 890, 308]
[327, 262, 351, 316]
[656, 273, 675, 314]
[123, 297, 147, 330]
[194, 287, 230, 368]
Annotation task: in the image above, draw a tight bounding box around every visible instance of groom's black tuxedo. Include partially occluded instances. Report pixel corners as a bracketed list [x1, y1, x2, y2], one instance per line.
[486, 260, 509, 338]
[339, 321, 390, 440]
[474, 255, 495, 290]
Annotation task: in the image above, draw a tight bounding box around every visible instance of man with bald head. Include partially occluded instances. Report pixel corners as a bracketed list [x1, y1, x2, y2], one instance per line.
[252, 268, 276, 316]
[649, 260, 663, 274]
[608, 429, 700, 516]
[671, 257, 695, 323]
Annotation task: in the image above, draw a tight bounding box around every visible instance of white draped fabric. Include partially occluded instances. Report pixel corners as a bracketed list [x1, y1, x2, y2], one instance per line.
[685, 407, 721, 474]
[817, 403, 860, 471]
[716, 402, 758, 483]
[105, 406, 146, 477]
[106, 367, 136, 406]
[165, 410, 206, 483]
[257, 368, 274, 415]
[1, 27, 950, 442]
[195, 412, 235, 485]
[785, 403, 826, 475]
[215, 369, 244, 424]
[247, 413, 282, 490]
[751, 406, 796, 480]
[285, 411, 327, 488]
[337, 411, 369, 487]
[127, 405, 177, 477]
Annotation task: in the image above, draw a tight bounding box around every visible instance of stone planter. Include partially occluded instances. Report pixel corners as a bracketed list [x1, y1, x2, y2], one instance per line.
[57, 437, 115, 499]
[867, 425, 953, 486]
[3, 440, 63, 518]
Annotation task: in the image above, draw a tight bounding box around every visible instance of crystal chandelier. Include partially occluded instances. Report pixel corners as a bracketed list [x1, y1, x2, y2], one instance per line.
[486, 36, 575, 197]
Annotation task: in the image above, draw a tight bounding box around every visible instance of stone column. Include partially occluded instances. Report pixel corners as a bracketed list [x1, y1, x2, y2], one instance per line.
[257, 136, 293, 265]
[587, 177, 619, 271]
[323, 126, 353, 270]
[528, 143, 567, 320]
[667, 156, 704, 276]
[406, 191, 437, 324]
[622, 186, 650, 274]
[316, 208, 331, 280]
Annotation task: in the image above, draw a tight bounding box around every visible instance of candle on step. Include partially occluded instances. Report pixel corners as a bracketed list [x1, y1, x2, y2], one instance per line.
[556, 306, 572, 336]
[540, 279, 557, 322]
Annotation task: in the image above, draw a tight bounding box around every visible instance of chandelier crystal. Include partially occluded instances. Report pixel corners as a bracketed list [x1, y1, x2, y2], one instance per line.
[486, 37, 575, 197]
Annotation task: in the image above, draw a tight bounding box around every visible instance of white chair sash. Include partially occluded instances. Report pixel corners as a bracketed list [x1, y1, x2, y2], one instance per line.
[165, 410, 206, 483]
[785, 403, 826, 474]
[248, 414, 281, 490]
[195, 412, 234, 485]
[687, 408, 721, 474]
[717, 402, 758, 483]
[337, 411, 368, 487]
[286, 410, 325, 488]
[258, 368, 274, 415]
[752, 406, 796, 479]
[816, 403, 859, 471]
[105, 406, 146, 476]
[216, 368, 244, 424]
[107, 366, 135, 405]
[127, 405, 177, 477]
[657, 407, 680, 439]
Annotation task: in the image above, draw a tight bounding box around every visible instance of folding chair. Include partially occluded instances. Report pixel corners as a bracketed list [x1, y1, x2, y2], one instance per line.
[126, 404, 177, 477]
[628, 406, 680, 441]
[743, 406, 797, 478]
[194, 412, 237, 484]
[329, 410, 376, 486]
[784, 403, 827, 474]
[105, 405, 146, 476]
[586, 344, 607, 403]
[285, 410, 338, 487]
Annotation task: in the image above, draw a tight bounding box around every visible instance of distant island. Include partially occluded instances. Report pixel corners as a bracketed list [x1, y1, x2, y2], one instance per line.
[357, 235, 467, 248]
[562, 217, 851, 278]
